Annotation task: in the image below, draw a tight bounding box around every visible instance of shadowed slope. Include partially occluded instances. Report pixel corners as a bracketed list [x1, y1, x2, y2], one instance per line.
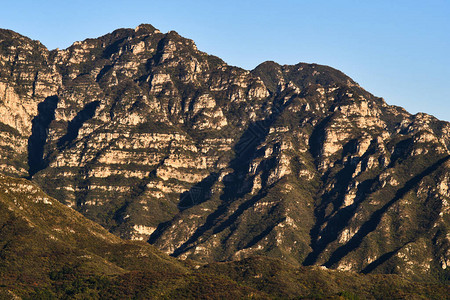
[324, 155, 450, 268]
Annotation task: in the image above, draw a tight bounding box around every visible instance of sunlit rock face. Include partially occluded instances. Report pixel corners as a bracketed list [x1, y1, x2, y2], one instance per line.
[0, 24, 449, 280]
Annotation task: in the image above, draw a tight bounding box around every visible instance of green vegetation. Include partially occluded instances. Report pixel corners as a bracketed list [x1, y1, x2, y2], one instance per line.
[0, 175, 448, 299]
[1, 25, 450, 299]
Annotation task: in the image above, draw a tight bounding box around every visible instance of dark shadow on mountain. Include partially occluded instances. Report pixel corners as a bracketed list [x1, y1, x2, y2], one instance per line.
[360, 178, 444, 274]
[243, 215, 286, 249]
[162, 96, 293, 257]
[221, 99, 289, 202]
[102, 37, 128, 59]
[147, 221, 172, 244]
[388, 138, 414, 167]
[109, 153, 172, 234]
[96, 65, 113, 82]
[308, 115, 331, 159]
[57, 101, 100, 149]
[112, 172, 155, 227]
[213, 190, 270, 236]
[27, 95, 59, 178]
[178, 173, 219, 210]
[361, 245, 405, 274]
[171, 190, 270, 257]
[153, 37, 170, 65]
[303, 140, 378, 266]
[323, 155, 450, 268]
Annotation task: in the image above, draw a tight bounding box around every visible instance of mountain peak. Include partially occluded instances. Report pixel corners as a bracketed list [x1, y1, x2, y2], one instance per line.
[134, 23, 159, 34]
[0, 25, 449, 288]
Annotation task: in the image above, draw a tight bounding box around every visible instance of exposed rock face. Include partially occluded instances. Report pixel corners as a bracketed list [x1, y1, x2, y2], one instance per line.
[0, 25, 449, 281]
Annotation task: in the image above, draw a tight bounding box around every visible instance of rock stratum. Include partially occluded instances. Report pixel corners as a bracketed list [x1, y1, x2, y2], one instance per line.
[0, 24, 449, 284]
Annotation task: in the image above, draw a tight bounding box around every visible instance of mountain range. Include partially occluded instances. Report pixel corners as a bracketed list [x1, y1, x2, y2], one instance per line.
[0, 24, 449, 298]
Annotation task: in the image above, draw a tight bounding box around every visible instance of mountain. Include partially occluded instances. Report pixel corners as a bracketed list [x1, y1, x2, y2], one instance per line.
[0, 174, 187, 298]
[0, 174, 448, 298]
[0, 174, 280, 298]
[0, 24, 449, 284]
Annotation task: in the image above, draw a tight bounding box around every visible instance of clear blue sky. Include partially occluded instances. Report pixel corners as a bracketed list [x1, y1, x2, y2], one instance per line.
[1, 0, 449, 121]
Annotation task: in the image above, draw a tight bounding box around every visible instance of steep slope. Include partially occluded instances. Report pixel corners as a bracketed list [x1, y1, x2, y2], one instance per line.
[0, 174, 182, 296]
[0, 174, 271, 298]
[0, 174, 448, 299]
[0, 24, 449, 282]
[151, 61, 450, 281]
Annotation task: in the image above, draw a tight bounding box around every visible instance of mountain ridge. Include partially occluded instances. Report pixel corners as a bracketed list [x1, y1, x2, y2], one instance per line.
[0, 24, 449, 284]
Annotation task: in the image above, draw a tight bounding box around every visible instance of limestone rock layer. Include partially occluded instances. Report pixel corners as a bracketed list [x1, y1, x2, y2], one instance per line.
[0, 25, 449, 280]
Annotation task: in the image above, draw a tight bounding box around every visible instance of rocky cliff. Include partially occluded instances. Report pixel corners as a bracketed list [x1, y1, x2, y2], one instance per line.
[0, 24, 449, 281]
